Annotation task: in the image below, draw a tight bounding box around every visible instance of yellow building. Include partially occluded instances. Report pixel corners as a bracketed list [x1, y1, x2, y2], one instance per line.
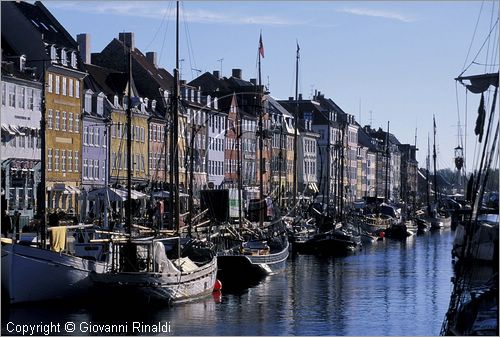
[45, 64, 86, 214]
[109, 89, 149, 189]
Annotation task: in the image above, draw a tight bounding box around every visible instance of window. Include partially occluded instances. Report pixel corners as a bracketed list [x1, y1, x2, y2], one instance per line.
[96, 128, 100, 147]
[68, 112, 73, 131]
[68, 79, 73, 97]
[97, 97, 103, 115]
[75, 81, 80, 98]
[62, 77, 67, 96]
[50, 45, 57, 61]
[112, 153, 116, 169]
[71, 52, 77, 68]
[74, 151, 79, 172]
[8, 84, 16, 107]
[17, 87, 25, 109]
[83, 127, 88, 145]
[55, 111, 60, 130]
[83, 159, 88, 179]
[94, 160, 99, 180]
[48, 74, 53, 93]
[75, 115, 80, 133]
[47, 149, 52, 171]
[1, 83, 5, 106]
[55, 76, 60, 95]
[61, 48, 67, 66]
[85, 94, 91, 112]
[54, 149, 59, 171]
[61, 150, 66, 172]
[89, 127, 94, 146]
[62, 111, 67, 131]
[27, 88, 34, 110]
[68, 150, 73, 172]
[47, 109, 53, 129]
[102, 160, 106, 181]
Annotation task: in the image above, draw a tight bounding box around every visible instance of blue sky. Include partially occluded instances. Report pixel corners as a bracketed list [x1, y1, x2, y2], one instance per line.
[44, 1, 499, 171]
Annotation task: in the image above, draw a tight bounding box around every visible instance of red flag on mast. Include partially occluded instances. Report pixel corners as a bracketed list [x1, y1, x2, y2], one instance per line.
[259, 33, 265, 58]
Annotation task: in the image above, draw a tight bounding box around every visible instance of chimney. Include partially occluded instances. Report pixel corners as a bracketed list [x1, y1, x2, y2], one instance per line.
[146, 52, 157, 67]
[250, 78, 256, 85]
[232, 68, 242, 79]
[288, 97, 293, 101]
[118, 32, 135, 50]
[213, 70, 220, 79]
[180, 80, 186, 85]
[298, 93, 303, 100]
[77, 33, 91, 64]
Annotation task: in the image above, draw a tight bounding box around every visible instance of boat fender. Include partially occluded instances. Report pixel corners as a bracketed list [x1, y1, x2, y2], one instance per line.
[213, 279, 222, 292]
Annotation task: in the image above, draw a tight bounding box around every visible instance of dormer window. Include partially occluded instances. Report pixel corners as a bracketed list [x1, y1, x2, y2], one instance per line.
[60, 48, 67, 66]
[71, 51, 77, 68]
[19, 55, 26, 72]
[50, 45, 57, 62]
[114, 95, 119, 107]
[97, 96, 104, 116]
[144, 97, 149, 108]
[207, 95, 211, 108]
[213, 97, 218, 110]
[85, 92, 92, 112]
[151, 100, 156, 110]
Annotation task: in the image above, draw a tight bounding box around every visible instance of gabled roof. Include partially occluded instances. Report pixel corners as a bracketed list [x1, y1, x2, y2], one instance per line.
[85, 63, 128, 98]
[92, 37, 174, 112]
[13, 1, 78, 50]
[1, 1, 85, 75]
[188, 72, 226, 93]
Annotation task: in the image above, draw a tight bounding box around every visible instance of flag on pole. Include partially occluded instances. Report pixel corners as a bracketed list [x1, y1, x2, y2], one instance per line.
[259, 33, 265, 58]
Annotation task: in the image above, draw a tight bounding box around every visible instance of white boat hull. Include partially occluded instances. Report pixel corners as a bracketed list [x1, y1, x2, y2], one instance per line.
[1, 243, 107, 304]
[90, 256, 218, 304]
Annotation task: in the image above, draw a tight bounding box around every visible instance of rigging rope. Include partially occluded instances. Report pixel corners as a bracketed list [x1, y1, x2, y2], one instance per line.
[460, 0, 485, 73]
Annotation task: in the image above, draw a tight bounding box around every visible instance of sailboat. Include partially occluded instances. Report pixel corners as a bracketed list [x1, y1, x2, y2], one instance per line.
[288, 51, 361, 255]
[1, 60, 109, 305]
[89, 1, 217, 304]
[440, 35, 499, 334]
[215, 34, 289, 288]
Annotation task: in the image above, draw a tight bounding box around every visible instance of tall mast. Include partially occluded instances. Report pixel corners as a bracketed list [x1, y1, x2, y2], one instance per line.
[236, 99, 243, 228]
[426, 133, 430, 211]
[258, 33, 264, 227]
[38, 61, 47, 248]
[433, 115, 438, 204]
[292, 42, 299, 216]
[173, 0, 180, 233]
[384, 121, 390, 202]
[339, 124, 345, 221]
[126, 46, 132, 234]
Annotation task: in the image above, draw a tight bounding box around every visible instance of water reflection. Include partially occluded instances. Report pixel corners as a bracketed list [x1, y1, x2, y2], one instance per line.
[2, 231, 456, 336]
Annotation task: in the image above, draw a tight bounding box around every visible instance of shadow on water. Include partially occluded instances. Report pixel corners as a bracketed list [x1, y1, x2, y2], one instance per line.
[2, 230, 456, 336]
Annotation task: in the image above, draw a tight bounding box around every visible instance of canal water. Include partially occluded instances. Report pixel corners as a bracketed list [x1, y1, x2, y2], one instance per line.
[2, 230, 455, 336]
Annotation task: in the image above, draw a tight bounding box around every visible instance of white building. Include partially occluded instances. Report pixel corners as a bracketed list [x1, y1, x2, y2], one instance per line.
[1, 55, 43, 220]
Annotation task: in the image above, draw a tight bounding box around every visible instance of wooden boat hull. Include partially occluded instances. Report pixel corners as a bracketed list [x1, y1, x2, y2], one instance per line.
[90, 256, 218, 304]
[1, 243, 106, 304]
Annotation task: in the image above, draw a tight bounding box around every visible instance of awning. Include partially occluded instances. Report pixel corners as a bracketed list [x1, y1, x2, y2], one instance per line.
[1, 124, 15, 135]
[65, 186, 81, 194]
[87, 187, 147, 202]
[48, 184, 81, 194]
[9, 125, 25, 136]
[306, 183, 319, 193]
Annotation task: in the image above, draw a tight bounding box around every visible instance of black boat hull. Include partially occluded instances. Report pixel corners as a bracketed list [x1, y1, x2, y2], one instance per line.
[217, 240, 289, 289]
